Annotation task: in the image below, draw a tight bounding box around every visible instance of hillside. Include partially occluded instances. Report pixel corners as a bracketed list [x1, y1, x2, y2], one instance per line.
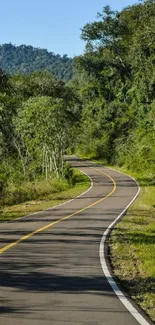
[0, 43, 73, 81]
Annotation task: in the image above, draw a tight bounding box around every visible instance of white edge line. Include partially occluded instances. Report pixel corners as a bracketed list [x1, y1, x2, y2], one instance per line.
[99, 167, 152, 325]
[8, 170, 93, 223]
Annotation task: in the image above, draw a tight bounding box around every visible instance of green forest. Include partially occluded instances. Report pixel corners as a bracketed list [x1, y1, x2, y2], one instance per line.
[73, 0, 155, 173]
[0, 43, 73, 81]
[0, 69, 82, 207]
[1, 0, 155, 205]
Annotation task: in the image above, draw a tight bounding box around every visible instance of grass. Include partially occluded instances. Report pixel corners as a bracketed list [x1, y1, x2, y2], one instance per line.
[78, 155, 155, 322]
[108, 167, 155, 322]
[0, 169, 90, 222]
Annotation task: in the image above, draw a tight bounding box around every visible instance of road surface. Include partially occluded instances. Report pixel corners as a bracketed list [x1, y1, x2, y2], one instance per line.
[0, 158, 152, 325]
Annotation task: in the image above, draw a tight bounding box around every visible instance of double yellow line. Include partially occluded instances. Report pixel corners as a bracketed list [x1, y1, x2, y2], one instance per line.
[0, 168, 116, 255]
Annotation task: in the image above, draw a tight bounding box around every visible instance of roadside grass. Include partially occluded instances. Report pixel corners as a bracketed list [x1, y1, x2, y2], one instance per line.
[108, 168, 155, 322]
[78, 155, 155, 322]
[0, 169, 90, 222]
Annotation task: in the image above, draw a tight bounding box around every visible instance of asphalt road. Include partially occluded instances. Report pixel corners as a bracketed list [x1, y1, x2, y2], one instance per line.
[0, 158, 152, 325]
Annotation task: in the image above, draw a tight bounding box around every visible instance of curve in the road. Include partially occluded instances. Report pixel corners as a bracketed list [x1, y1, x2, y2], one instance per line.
[0, 168, 116, 255]
[99, 168, 152, 325]
[0, 159, 153, 325]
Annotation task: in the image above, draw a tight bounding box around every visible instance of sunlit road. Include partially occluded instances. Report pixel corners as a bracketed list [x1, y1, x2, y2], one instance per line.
[0, 158, 152, 325]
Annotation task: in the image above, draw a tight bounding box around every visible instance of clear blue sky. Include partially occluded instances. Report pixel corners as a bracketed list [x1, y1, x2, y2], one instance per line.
[1, 0, 138, 57]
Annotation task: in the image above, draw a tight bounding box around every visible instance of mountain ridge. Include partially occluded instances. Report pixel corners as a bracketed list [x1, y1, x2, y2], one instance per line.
[0, 43, 73, 81]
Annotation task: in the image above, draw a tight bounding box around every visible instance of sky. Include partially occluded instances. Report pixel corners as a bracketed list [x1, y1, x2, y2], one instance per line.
[1, 0, 138, 57]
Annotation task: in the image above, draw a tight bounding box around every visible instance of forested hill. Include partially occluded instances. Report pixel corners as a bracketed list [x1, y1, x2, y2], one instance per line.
[0, 43, 73, 81]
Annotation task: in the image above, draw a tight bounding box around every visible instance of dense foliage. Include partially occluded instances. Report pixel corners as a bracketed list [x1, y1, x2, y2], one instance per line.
[73, 0, 155, 175]
[0, 70, 81, 205]
[0, 43, 73, 81]
[1, 0, 155, 207]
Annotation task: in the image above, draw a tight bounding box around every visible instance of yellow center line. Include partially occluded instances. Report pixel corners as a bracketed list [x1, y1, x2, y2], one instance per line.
[0, 168, 116, 255]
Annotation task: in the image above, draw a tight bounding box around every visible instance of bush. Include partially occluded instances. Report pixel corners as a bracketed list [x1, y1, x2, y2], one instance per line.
[63, 162, 75, 185]
[2, 176, 70, 206]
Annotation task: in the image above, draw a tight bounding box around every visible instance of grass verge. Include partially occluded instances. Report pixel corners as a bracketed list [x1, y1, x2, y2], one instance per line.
[81, 156, 155, 322]
[0, 168, 90, 222]
[108, 167, 155, 322]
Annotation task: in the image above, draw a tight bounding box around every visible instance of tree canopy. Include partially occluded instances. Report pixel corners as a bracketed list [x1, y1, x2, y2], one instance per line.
[73, 0, 155, 174]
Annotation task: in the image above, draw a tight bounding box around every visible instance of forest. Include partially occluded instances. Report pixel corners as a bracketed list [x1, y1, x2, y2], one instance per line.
[0, 43, 73, 81]
[1, 0, 155, 204]
[74, 0, 155, 174]
[0, 70, 81, 206]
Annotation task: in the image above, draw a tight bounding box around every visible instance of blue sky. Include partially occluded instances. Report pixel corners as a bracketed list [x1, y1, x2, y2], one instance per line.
[1, 0, 138, 57]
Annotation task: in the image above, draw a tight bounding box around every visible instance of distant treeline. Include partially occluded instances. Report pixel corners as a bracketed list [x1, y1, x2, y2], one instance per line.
[0, 43, 73, 81]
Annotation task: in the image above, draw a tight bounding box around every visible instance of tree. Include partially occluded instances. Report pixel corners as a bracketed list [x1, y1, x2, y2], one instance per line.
[14, 87, 81, 179]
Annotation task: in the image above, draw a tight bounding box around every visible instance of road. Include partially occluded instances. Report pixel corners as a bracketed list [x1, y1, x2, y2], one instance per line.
[0, 158, 152, 325]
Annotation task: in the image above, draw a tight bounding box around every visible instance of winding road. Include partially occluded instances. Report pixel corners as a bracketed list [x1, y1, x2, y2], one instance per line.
[0, 158, 153, 325]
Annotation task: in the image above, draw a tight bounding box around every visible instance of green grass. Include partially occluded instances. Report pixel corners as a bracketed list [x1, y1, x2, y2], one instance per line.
[0, 169, 90, 222]
[108, 168, 155, 322]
